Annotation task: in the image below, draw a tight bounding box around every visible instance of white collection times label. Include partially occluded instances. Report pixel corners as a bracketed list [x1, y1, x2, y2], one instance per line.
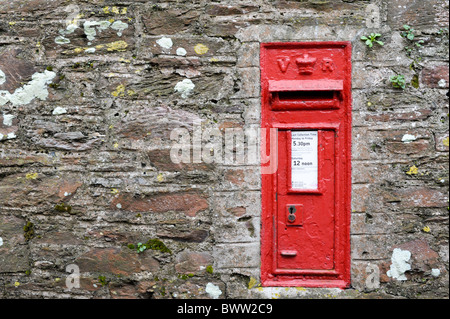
[291, 131, 318, 190]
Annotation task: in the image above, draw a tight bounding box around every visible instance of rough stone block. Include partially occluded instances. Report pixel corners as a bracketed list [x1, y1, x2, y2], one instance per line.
[0, 215, 30, 273]
[110, 191, 209, 217]
[213, 243, 260, 269]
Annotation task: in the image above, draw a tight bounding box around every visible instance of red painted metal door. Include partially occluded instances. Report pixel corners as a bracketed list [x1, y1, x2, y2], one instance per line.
[276, 130, 335, 271]
[260, 42, 352, 288]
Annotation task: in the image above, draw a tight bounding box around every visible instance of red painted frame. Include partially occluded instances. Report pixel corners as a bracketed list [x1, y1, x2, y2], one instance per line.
[260, 42, 352, 288]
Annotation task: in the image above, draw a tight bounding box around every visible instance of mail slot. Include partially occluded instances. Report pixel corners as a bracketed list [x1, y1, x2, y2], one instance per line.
[269, 80, 344, 110]
[260, 42, 352, 288]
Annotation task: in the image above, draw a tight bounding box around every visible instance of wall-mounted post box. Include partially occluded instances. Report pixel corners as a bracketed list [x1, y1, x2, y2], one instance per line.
[260, 42, 352, 288]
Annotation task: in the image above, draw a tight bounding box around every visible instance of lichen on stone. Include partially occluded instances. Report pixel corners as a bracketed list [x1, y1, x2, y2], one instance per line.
[52, 107, 67, 115]
[128, 238, 172, 254]
[387, 248, 411, 281]
[0, 69, 6, 85]
[54, 203, 72, 214]
[174, 79, 195, 98]
[110, 20, 128, 36]
[406, 165, 419, 175]
[205, 283, 222, 299]
[156, 37, 173, 50]
[23, 221, 35, 241]
[401, 134, 417, 143]
[0, 70, 56, 106]
[25, 172, 39, 180]
[2, 113, 14, 126]
[443, 137, 449, 147]
[106, 40, 128, 52]
[112, 84, 126, 97]
[194, 44, 209, 55]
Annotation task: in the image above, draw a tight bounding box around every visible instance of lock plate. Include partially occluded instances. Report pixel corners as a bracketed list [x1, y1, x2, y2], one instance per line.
[286, 204, 303, 226]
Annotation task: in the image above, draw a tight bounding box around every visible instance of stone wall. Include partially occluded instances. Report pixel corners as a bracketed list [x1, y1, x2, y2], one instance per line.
[0, 0, 448, 299]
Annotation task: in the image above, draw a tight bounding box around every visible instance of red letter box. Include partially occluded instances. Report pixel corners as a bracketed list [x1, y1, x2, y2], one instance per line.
[260, 42, 352, 288]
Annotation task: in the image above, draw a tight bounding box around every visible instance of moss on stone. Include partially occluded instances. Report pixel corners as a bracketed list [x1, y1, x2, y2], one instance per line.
[54, 203, 72, 214]
[206, 265, 214, 274]
[98, 275, 108, 286]
[23, 221, 35, 241]
[127, 238, 171, 254]
[145, 238, 172, 254]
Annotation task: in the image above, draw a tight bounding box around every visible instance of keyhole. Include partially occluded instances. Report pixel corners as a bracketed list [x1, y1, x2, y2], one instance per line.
[288, 206, 296, 223]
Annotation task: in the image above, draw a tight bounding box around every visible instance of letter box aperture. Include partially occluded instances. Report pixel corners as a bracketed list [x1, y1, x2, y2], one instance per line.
[261, 42, 352, 288]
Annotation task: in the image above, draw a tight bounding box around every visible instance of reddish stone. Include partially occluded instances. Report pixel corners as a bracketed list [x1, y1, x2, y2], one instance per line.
[0, 48, 37, 93]
[75, 247, 159, 276]
[142, 6, 200, 35]
[392, 188, 449, 208]
[175, 251, 213, 274]
[224, 169, 245, 186]
[0, 174, 83, 208]
[206, 4, 246, 16]
[227, 206, 247, 217]
[110, 283, 139, 299]
[0, 153, 50, 167]
[0, 215, 30, 273]
[87, 230, 130, 244]
[352, 185, 370, 213]
[365, 109, 432, 122]
[387, 0, 449, 28]
[0, 0, 66, 13]
[395, 240, 440, 272]
[421, 65, 449, 88]
[385, 139, 431, 155]
[136, 280, 157, 295]
[111, 192, 209, 217]
[219, 121, 244, 132]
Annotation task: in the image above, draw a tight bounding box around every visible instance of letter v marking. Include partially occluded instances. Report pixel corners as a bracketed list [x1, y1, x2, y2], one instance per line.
[277, 57, 290, 73]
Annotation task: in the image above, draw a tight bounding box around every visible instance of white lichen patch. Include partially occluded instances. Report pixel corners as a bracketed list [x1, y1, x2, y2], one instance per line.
[110, 20, 128, 36]
[0, 70, 56, 106]
[55, 22, 79, 44]
[402, 134, 416, 143]
[176, 47, 187, 56]
[174, 79, 195, 98]
[438, 79, 447, 88]
[156, 37, 173, 50]
[2, 113, 14, 126]
[83, 21, 101, 42]
[83, 20, 112, 42]
[85, 48, 96, 54]
[0, 69, 6, 85]
[55, 36, 71, 45]
[52, 107, 67, 115]
[431, 268, 441, 277]
[0, 237, 3, 247]
[6, 132, 16, 140]
[387, 248, 411, 281]
[0, 132, 17, 141]
[205, 283, 222, 299]
[56, 19, 127, 46]
[59, 23, 78, 36]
